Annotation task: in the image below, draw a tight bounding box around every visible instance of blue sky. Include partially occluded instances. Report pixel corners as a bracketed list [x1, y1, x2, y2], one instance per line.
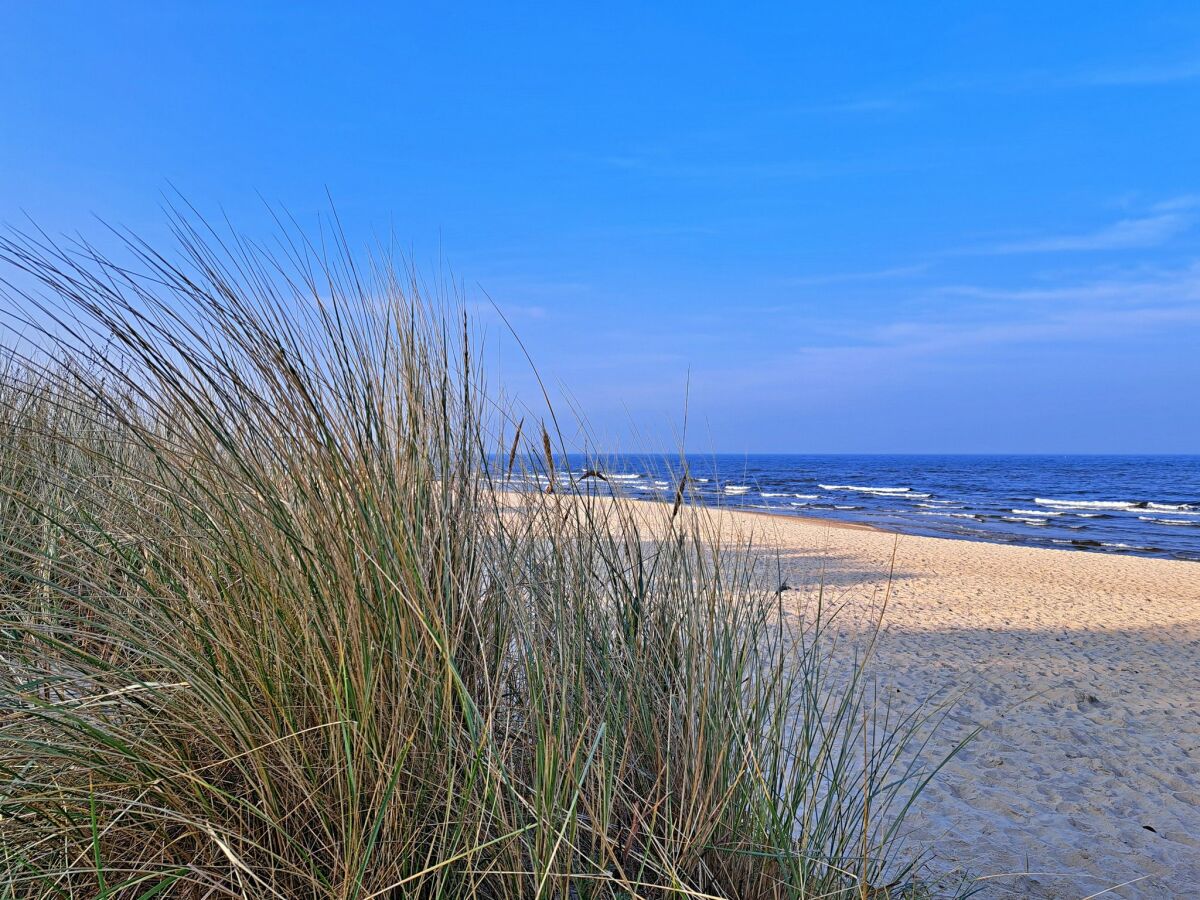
[3, 3, 1199, 453]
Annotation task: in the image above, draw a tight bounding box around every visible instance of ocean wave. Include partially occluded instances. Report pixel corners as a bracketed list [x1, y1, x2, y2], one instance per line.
[820, 484, 912, 494]
[1035, 497, 1200, 514]
[1002, 516, 1049, 526]
[1034, 497, 1133, 510]
[1012, 508, 1062, 517]
[724, 485, 751, 494]
[794, 493, 819, 499]
[1139, 516, 1196, 526]
[918, 511, 977, 519]
[760, 492, 791, 498]
[608, 473, 641, 481]
[1144, 504, 1200, 516]
[833, 504, 861, 510]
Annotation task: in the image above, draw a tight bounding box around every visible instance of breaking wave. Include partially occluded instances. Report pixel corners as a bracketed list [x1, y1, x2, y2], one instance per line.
[820, 484, 913, 494]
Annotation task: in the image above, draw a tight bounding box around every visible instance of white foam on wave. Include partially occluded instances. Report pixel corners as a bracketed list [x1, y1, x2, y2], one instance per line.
[1146, 503, 1200, 515]
[1034, 498, 1133, 511]
[820, 484, 912, 494]
[760, 492, 791, 498]
[1013, 508, 1061, 517]
[918, 511, 977, 519]
[1002, 516, 1049, 525]
[724, 485, 751, 494]
[608, 473, 641, 481]
[1139, 516, 1196, 526]
[1036, 497, 1200, 516]
[794, 493, 819, 499]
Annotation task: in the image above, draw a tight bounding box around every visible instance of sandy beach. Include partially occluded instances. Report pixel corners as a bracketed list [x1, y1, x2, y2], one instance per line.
[724, 506, 1200, 897]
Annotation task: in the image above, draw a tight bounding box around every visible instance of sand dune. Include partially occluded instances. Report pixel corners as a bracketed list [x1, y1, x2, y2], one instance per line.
[742, 509, 1200, 897]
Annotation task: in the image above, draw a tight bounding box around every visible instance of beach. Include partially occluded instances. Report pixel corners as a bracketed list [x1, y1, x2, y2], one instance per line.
[731, 506, 1200, 897]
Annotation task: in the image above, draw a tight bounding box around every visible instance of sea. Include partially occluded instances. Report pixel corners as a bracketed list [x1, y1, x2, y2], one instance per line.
[507, 455, 1200, 562]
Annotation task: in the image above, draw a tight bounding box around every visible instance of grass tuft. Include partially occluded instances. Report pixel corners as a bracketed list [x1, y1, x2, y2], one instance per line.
[0, 208, 963, 898]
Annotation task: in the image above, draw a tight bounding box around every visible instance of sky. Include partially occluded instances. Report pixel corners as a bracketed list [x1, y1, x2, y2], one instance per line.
[2, 3, 1199, 453]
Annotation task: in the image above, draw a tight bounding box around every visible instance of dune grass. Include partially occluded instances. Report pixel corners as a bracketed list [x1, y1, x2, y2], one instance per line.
[0, 210, 961, 898]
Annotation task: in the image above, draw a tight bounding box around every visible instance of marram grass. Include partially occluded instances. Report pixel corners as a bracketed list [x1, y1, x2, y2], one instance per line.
[0, 211, 965, 898]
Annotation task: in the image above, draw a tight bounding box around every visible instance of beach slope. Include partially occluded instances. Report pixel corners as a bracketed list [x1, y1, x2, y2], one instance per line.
[738, 509, 1200, 897]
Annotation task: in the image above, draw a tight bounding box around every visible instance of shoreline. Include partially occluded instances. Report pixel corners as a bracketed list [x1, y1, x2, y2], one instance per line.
[702, 498, 1200, 895]
[614, 491, 1200, 560]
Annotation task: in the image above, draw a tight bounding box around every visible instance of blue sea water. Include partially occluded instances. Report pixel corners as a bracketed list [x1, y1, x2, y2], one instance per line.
[510, 455, 1200, 561]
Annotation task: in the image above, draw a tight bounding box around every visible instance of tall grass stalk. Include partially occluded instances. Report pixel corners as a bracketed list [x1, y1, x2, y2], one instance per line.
[0, 210, 959, 898]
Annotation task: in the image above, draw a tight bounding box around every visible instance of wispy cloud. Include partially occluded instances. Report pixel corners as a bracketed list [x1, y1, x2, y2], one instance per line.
[1070, 59, 1200, 87]
[591, 150, 887, 181]
[467, 300, 548, 320]
[966, 197, 1198, 255]
[690, 261, 1200, 399]
[787, 97, 917, 116]
[935, 261, 1200, 306]
[781, 264, 929, 287]
[794, 56, 1200, 119]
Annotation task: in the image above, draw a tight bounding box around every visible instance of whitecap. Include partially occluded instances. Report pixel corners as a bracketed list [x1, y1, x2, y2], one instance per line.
[1012, 508, 1061, 517]
[1139, 516, 1195, 526]
[1145, 503, 1200, 515]
[1034, 497, 1132, 510]
[820, 484, 912, 494]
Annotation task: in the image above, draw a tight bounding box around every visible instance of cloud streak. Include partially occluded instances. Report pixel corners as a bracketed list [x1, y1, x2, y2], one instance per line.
[964, 198, 1198, 255]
